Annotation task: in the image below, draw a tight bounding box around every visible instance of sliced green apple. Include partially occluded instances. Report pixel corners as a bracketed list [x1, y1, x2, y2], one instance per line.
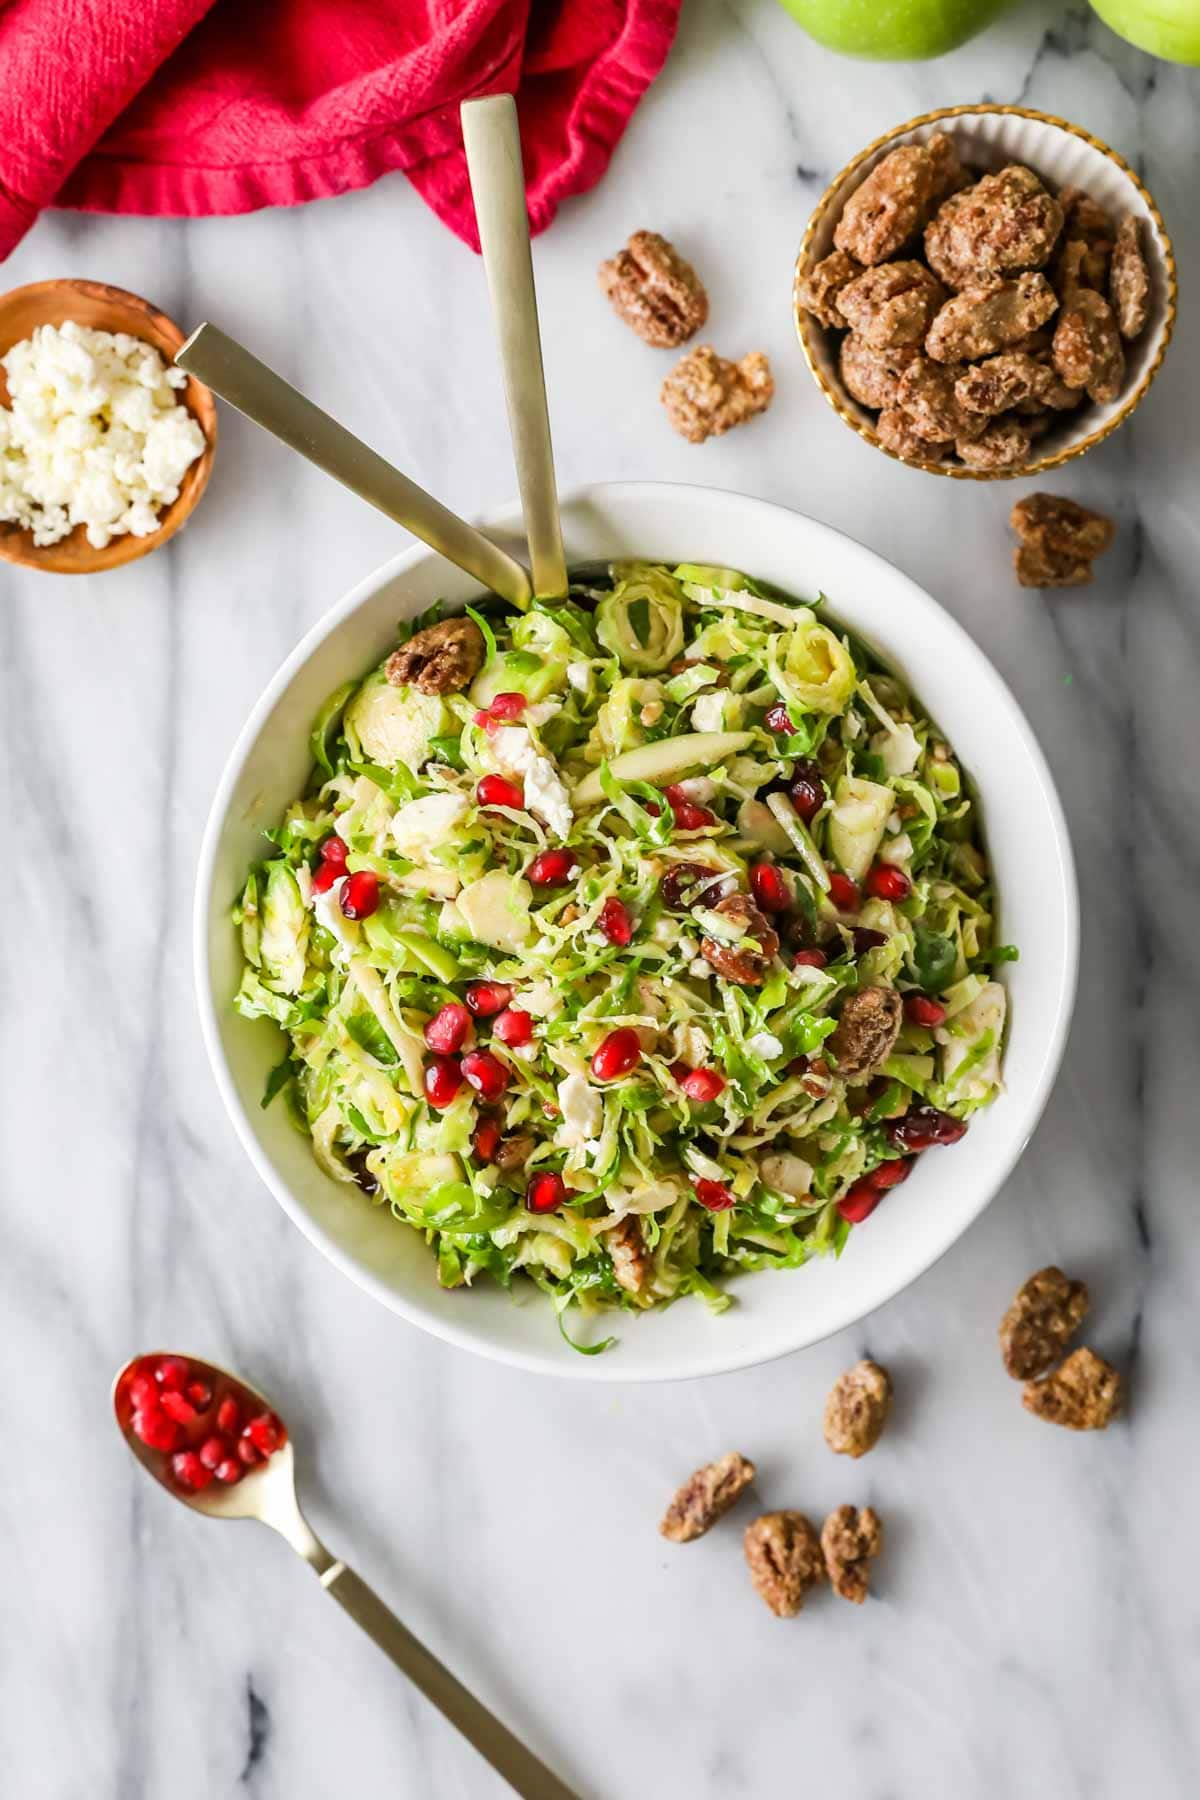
[572, 732, 754, 809]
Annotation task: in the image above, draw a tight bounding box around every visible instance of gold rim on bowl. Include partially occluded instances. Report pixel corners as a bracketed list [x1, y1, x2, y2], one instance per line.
[792, 103, 1179, 481]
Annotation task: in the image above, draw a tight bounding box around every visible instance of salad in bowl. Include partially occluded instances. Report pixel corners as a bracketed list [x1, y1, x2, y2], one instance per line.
[232, 560, 1013, 1348]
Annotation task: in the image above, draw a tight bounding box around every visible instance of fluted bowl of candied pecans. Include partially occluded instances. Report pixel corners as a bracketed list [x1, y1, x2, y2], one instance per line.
[793, 106, 1177, 479]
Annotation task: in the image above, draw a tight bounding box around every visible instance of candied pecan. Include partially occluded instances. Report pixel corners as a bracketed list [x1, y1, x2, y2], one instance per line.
[823, 1358, 893, 1458]
[926, 132, 971, 203]
[744, 1512, 826, 1617]
[660, 1451, 756, 1543]
[955, 417, 1032, 470]
[493, 1132, 536, 1174]
[700, 893, 780, 986]
[660, 346, 774, 444]
[1022, 409, 1056, 442]
[875, 406, 951, 462]
[999, 1266, 1090, 1380]
[385, 617, 485, 696]
[925, 165, 1063, 289]
[607, 1215, 653, 1296]
[833, 143, 944, 266]
[835, 261, 946, 350]
[796, 249, 863, 329]
[827, 986, 902, 1084]
[955, 351, 1074, 416]
[822, 1505, 883, 1604]
[1010, 493, 1116, 561]
[839, 336, 920, 411]
[1109, 215, 1150, 340]
[1052, 289, 1125, 403]
[896, 358, 985, 443]
[598, 231, 708, 348]
[1055, 187, 1115, 290]
[1014, 542, 1095, 588]
[1023, 1347, 1124, 1430]
[927, 273, 1058, 364]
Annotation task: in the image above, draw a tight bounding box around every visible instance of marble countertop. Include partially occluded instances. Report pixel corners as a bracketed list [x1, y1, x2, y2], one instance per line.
[4, 2, 1198, 1795]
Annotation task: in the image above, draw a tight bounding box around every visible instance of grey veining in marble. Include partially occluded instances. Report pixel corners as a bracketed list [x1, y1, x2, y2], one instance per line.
[2, 2, 1198, 1795]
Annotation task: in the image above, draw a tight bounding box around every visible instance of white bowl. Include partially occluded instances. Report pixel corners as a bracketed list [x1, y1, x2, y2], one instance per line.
[196, 483, 1078, 1381]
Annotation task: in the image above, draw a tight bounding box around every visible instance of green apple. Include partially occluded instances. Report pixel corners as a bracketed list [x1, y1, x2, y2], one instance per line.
[1089, 0, 1200, 63]
[775, 0, 1010, 60]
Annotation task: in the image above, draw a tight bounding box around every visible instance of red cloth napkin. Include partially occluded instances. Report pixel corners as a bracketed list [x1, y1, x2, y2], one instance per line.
[0, 0, 680, 261]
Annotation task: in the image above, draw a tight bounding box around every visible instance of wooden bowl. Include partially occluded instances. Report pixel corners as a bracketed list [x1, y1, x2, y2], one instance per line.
[0, 279, 216, 573]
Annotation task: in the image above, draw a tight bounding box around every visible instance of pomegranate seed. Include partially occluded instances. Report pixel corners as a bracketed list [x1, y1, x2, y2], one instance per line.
[869, 1158, 913, 1191]
[789, 760, 827, 824]
[461, 1049, 511, 1101]
[489, 692, 527, 720]
[198, 1436, 228, 1470]
[424, 1001, 473, 1055]
[472, 1116, 503, 1163]
[680, 1066, 726, 1103]
[465, 980, 512, 1017]
[599, 895, 634, 946]
[246, 1414, 282, 1456]
[793, 948, 828, 969]
[526, 1171, 567, 1214]
[132, 1406, 181, 1453]
[476, 773, 525, 810]
[887, 1105, 968, 1152]
[424, 1055, 465, 1110]
[215, 1459, 244, 1484]
[155, 1356, 189, 1392]
[216, 1395, 241, 1436]
[905, 994, 947, 1028]
[665, 786, 716, 832]
[159, 1391, 198, 1426]
[236, 1436, 263, 1466]
[827, 871, 860, 912]
[129, 1370, 158, 1411]
[319, 835, 347, 869]
[693, 1177, 735, 1212]
[526, 848, 577, 887]
[865, 863, 912, 902]
[764, 702, 795, 735]
[590, 1027, 641, 1082]
[312, 861, 340, 894]
[340, 870, 380, 920]
[853, 927, 886, 956]
[171, 1451, 214, 1491]
[837, 1180, 882, 1224]
[186, 1379, 213, 1410]
[492, 1008, 533, 1047]
[749, 861, 790, 913]
[473, 709, 494, 730]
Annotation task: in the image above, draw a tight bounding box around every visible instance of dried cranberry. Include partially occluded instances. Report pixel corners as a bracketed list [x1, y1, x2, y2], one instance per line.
[492, 1008, 533, 1047]
[319, 835, 347, 869]
[599, 896, 634, 946]
[461, 1049, 511, 1101]
[159, 1390, 198, 1426]
[131, 1406, 181, 1453]
[749, 861, 790, 913]
[865, 864, 912, 902]
[472, 1116, 503, 1164]
[693, 1177, 735, 1212]
[827, 871, 860, 912]
[660, 862, 727, 912]
[886, 1105, 968, 1152]
[216, 1396, 241, 1436]
[591, 1028, 642, 1082]
[214, 1459, 243, 1485]
[905, 994, 947, 1028]
[171, 1451, 214, 1492]
[198, 1436, 228, 1471]
[340, 870, 380, 920]
[869, 1158, 913, 1191]
[526, 1171, 567, 1214]
[852, 927, 886, 956]
[526, 848, 578, 887]
[489, 692, 527, 720]
[837, 1181, 882, 1224]
[793, 948, 828, 969]
[312, 861, 340, 895]
[424, 1002, 473, 1056]
[789, 760, 827, 824]
[155, 1356, 189, 1392]
[424, 1055, 465, 1110]
[680, 1067, 726, 1103]
[476, 774, 524, 811]
[764, 702, 795, 736]
[465, 980, 512, 1018]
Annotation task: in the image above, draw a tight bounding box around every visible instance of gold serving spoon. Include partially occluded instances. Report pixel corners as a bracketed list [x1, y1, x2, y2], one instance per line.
[461, 95, 568, 600]
[174, 323, 532, 610]
[113, 1352, 578, 1800]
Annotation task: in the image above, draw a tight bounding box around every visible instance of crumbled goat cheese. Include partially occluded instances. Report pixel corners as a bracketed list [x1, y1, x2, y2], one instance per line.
[691, 690, 727, 733]
[490, 725, 573, 840]
[746, 1031, 784, 1060]
[557, 1073, 603, 1147]
[0, 321, 205, 548]
[676, 776, 716, 803]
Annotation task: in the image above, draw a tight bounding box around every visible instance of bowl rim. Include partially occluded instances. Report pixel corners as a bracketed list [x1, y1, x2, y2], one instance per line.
[194, 480, 1080, 1381]
[0, 276, 217, 574]
[792, 102, 1180, 481]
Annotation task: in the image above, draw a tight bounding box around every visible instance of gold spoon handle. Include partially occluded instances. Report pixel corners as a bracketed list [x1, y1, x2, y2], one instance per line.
[318, 1558, 579, 1799]
[461, 95, 567, 600]
[174, 323, 532, 611]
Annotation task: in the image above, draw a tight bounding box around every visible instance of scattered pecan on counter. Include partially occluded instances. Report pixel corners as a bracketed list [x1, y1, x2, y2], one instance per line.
[1009, 491, 1116, 588]
[660, 345, 774, 443]
[822, 1505, 884, 1604]
[823, 1358, 893, 1458]
[1023, 1347, 1124, 1431]
[660, 1451, 757, 1544]
[385, 617, 484, 695]
[598, 231, 708, 348]
[744, 1512, 826, 1617]
[999, 1266, 1090, 1380]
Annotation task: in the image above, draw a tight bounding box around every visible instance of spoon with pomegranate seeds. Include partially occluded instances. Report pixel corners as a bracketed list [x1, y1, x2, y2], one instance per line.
[113, 1352, 578, 1800]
